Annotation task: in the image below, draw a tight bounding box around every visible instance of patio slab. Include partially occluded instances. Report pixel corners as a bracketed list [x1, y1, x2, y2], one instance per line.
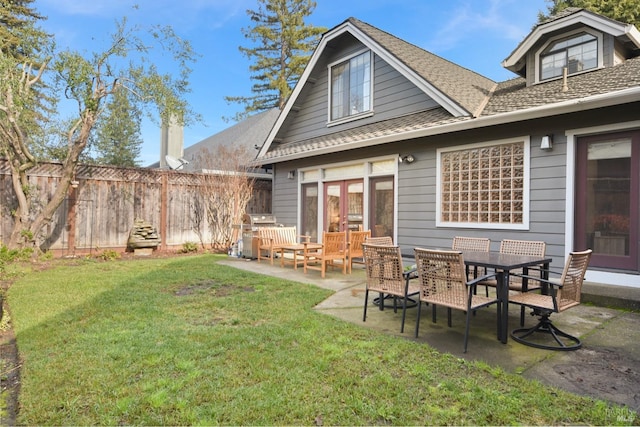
[220, 256, 640, 412]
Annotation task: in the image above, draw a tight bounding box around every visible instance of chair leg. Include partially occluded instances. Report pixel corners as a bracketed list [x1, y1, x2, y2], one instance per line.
[463, 310, 471, 353]
[511, 312, 582, 351]
[363, 290, 369, 322]
[415, 301, 423, 338]
[447, 307, 452, 327]
[400, 295, 408, 333]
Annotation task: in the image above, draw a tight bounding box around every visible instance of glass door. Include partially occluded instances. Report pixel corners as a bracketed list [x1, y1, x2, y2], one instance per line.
[324, 180, 364, 232]
[575, 131, 639, 271]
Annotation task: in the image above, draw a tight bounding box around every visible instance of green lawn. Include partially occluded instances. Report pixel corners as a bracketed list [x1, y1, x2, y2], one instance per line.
[5, 254, 636, 425]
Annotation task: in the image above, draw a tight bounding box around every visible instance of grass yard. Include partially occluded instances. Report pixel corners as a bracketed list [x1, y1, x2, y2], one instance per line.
[2, 253, 636, 425]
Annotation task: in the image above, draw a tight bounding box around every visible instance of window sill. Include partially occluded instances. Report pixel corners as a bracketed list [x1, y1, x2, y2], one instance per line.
[327, 110, 374, 127]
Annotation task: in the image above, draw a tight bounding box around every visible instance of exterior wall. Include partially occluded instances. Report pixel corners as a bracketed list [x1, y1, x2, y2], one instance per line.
[277, 38, 437, 145]
[271, 104, 640, 285]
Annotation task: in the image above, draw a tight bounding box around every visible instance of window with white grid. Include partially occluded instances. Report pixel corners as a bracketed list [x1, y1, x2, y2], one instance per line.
[437, 139, 529, 229]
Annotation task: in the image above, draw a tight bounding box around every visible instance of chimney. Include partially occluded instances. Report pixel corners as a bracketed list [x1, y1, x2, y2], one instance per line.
[160, 114, 184, 168]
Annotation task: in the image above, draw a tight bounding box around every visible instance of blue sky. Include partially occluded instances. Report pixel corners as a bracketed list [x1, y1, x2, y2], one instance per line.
[35, 0, 549, 166]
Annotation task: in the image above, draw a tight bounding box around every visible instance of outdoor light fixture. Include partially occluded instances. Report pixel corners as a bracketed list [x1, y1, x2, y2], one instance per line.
[399, 154, 416, 164]
[287, 170, 296, 180]
[540, 135, 553, 150]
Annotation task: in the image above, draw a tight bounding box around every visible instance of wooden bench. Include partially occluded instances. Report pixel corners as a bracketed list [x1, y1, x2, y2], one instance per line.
[257, 226, 309, 265]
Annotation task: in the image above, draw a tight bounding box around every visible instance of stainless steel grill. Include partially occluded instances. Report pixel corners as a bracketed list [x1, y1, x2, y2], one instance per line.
[241, 213, 277, 259]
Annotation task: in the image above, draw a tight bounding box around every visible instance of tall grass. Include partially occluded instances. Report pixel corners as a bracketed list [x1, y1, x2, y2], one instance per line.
[6, 254, 636, 425]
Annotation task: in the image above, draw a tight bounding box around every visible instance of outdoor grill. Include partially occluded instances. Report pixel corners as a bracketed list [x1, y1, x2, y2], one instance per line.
[241, 213, 278, 259]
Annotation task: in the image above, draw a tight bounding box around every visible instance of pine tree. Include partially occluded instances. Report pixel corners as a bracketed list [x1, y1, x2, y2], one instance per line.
[540, 0, 640, 27]
[0, 0, 48, 59]
[225, 0, 326, 121]
[91, 87, 143, 167]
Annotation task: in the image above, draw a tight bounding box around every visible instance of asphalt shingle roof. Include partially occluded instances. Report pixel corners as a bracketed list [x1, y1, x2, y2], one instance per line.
[348, 17, 496, 117]
[261, 16, 640, 163]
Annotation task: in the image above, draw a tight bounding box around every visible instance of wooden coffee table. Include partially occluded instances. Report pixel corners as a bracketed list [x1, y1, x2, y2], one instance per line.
[279, 242, 323, 269]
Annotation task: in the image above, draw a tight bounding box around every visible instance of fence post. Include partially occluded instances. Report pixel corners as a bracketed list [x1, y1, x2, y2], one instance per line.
[160, 172, 168, 251]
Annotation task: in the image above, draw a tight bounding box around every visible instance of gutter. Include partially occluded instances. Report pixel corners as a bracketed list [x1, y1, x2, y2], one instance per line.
[258, 86, 640, 164]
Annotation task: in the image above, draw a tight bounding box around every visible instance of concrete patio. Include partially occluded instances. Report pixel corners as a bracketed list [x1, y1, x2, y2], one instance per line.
[219, 256, 640, 412]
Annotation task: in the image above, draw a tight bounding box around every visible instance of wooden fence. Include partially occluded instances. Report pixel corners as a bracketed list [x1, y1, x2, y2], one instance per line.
[0, 159, 271, 255]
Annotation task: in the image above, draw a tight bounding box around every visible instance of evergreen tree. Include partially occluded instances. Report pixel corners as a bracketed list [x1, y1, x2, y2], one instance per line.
[91, 87, 143, 167]
[225, 0, 326, 121]
[0, 0, 48, 59]
[540, 0, 640, 27]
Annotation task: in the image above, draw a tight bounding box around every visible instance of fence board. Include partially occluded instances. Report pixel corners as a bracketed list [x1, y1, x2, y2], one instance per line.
[0, 159, 271, 254]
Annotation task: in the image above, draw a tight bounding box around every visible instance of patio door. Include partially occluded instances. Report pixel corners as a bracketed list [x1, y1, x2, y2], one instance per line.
[324, 180, 364, 232]
[575, 130, 639, 271]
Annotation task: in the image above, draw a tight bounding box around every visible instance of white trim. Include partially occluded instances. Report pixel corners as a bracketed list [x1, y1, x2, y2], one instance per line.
[298, 155, 398, 242]
[435, 137, 530, 230]
[565, 120, 640, 286]
[534, 28, 603, 84]
[327, 49, 374, 124]
[503, 9, 640, 72]
[260, 86, 640, 164]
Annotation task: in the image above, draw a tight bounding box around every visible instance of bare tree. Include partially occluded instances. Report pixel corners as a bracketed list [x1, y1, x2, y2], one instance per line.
[194, 145, 256, 250]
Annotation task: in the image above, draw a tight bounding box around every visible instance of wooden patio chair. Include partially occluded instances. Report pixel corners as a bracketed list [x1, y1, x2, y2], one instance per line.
[413, 248, 499, 353]
[509, 249, 592, 350]
[362, 244, 420, 333]
[303, 231, 348, 278]
[478, 239, 547, 325]
[364, 236, 393, 246]
[347, 230, 371, 273]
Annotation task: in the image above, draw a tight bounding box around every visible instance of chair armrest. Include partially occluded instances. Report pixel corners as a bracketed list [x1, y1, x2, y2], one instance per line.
[467, 272, 498, 287]
[510, 272, 563, 289]
[299, 234, 311, 243]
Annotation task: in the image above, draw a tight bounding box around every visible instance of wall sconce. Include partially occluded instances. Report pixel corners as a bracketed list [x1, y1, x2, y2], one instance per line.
[287, 170, 296, 180]
[398, 154, 415, 164]
[540, 135, 553, 151]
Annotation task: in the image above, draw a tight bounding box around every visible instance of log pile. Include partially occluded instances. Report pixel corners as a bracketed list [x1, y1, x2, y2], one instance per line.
[127, 219, 161, 249]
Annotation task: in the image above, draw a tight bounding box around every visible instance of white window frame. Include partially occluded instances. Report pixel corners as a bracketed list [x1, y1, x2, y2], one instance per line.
[327, 49, 373, 126]
[436, 137, 530, 230]
[534, 28, 603, 84]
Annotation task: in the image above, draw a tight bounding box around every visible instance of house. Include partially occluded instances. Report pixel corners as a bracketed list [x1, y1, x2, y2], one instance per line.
[255, 8, 640, 288]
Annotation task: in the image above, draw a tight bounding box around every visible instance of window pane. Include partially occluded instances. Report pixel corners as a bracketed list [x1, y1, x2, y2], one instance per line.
[330, 51, 371, 121]
[440, 141, 525, 226]
[587, 139, 631, 256]
[331, 62, 348, 120]
[540, 33, 597, 80]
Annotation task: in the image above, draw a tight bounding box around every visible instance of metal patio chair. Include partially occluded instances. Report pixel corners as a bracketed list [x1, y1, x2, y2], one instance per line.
[413, 248, 500, 353]
[362, 244, 419, 333]
[509, 249, 592, 351]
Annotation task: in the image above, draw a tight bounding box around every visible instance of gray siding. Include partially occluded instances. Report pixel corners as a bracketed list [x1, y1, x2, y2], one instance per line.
[277, 41, 437, 145]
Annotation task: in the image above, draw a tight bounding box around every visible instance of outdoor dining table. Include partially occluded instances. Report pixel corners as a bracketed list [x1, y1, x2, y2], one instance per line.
[459, 251, 552, 344]
[401, 250, 551, 344]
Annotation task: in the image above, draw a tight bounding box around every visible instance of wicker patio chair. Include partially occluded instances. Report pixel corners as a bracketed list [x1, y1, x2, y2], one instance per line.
[413, 248, 499, 353]
[347, 230, 371, 274]
[362, 244, 419, 333]
[303, 231, 348, 278]
[478, 239, 547, 325]
[452, 236, 490, 280]
[509, 249, 592, 350]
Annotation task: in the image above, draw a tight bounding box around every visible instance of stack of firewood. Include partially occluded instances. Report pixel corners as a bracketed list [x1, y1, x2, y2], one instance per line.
[127, 219, 161, 249]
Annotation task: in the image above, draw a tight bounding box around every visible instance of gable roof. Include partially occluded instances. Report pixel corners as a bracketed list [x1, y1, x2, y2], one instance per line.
[257, 17, 495, 160]
[257, 14, 640, 164]
[347, 18, 496, 117]
[503, 8, 640, 75]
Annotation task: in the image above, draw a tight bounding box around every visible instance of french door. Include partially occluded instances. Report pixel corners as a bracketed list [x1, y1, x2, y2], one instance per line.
[575, 130, 639, 271]
[324, 180, 364, 232]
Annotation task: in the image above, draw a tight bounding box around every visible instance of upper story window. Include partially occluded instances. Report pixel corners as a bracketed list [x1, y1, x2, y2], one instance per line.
[540, 32, 597, 81]
[329, 50, 372, 122]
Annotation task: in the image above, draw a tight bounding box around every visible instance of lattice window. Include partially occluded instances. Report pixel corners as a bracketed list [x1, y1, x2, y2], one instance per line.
[440, 141, 525, 226]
